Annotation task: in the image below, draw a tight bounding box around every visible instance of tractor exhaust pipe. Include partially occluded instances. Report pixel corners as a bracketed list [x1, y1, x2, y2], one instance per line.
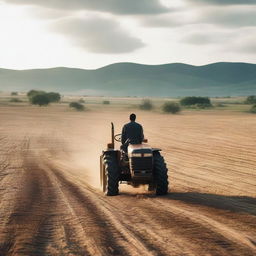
[111, 122, 115, 149]
[107, 122, 115, 150]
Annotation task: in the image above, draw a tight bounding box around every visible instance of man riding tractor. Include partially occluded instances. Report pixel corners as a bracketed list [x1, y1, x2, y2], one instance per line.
[100, 113, 169, 196]
[121, 113, 144, 152]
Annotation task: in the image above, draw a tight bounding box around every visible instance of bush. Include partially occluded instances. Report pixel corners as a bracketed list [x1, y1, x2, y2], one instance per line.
[180, 96, 211, 106]
[46, 92, 61, 103]
[10, 98, 22, 103]
[69, 102, 85, 111]
[27, 90, 45, 98]
[245, 95, 256, 104]
[27, 90, 61, 104]
[162, 102, 181, 114]
[250, 105, 256, 113]
[139, 99, 153, 110]
[31, 94, 50, 106]
[11, 92, 18, 96]
[103, 100, 110, 105]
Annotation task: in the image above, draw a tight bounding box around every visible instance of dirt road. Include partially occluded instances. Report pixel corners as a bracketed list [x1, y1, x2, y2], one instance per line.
[0, 106, 255, 256]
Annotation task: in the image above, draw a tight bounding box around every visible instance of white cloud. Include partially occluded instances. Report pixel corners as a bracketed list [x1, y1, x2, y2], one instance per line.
[49, 16, 145, 53]
[4, 0, 170, 14]
[186, 0, 256, 5]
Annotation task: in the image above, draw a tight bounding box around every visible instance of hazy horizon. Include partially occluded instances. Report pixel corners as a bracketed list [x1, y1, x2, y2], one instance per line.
[1, 60, 256, 71]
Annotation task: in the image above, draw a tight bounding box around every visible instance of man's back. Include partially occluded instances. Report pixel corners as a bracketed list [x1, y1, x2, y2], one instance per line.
[122, 121, 144, 145]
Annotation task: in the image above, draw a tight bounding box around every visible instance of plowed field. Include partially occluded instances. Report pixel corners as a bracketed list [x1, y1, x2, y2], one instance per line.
[0, 105, 255, 256]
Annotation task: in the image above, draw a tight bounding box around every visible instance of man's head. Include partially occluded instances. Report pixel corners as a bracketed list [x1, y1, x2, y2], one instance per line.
[130, 113, 136, 121]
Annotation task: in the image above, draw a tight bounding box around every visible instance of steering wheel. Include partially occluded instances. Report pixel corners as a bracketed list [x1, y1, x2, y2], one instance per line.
[114, 133, 122, 142]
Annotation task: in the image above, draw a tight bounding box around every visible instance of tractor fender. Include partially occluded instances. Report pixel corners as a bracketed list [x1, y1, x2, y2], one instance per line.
[102, 150, 120, 162]
[152, 148, 162, 152]
[102, 149, 119, 155]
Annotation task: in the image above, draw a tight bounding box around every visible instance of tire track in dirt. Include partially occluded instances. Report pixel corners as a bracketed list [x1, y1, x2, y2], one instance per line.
[47, 163, 159, 256]
[149, 199, 256, 255]
[0, 153, 57, 255]
[1, 107, 256, 256]
[47, 161, 254, 256]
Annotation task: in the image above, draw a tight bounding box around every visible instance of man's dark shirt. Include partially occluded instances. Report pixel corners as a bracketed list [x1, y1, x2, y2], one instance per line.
[121, 121, 144, 145]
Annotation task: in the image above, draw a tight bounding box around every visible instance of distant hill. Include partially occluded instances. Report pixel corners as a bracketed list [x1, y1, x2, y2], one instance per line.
[0, 62, 255, 97]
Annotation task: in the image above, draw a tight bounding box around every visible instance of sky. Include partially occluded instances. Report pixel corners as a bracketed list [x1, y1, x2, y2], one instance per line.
[0, 0, 256, 70]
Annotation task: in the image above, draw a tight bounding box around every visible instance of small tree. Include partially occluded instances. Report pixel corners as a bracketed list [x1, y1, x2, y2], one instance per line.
[69, 102, 85, 111]
[31, 94, 50, 106]
[139, 99, 153, 110]
[46, 92, 61, 103]
[245, 95, 256, 104]
[11, 92, 18, 96]
[103, 100, 110, 105]
[162, 102, 181, 114]
[180, 96, 211, 106]
[27, 90, 45, 99]
[250, 105, 256, 113]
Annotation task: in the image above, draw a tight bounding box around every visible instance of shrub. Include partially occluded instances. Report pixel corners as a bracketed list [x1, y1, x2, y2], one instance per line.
[139, 99, 153, 110]
[27, 90, 61, 104]
[11, 92, 18, 96]
[250, 105, 256, 113]
[162, 102, 181, 114]
[10, 98, 22, 103]
[46, 92, 61, 103]
[31, 94, 50, 106]
[27, 90, 45, 99]
[103, 100, 110, 105]
[245, 95, 256, 104]
[180, 96, 211, 106]
[69, 102, 85, 111]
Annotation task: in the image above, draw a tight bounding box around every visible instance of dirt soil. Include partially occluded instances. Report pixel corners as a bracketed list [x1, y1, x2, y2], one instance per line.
[0, 105, 255, 256]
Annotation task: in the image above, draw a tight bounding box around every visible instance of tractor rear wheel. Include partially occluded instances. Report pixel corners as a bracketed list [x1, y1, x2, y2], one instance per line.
[103, 154, 119, 196]
[153, 152, 168, 195]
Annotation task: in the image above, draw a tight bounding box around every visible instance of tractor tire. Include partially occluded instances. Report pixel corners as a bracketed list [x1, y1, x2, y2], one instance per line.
[103, 154, 119, 196]
[153, 152, 168, 195]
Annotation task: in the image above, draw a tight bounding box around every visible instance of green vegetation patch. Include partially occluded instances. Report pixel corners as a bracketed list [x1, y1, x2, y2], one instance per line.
[139, 99, 153, 110]
[245, 95, 256, 104]
[27, 90, 61, 106]
[31, 94, 50, 106]
[180, 96, 211, 106]
[249, 104, 256, 113]
[69, 102, 85, 111]
[180, 96, 212, 109]
[103, 100, 110, 105]
[162, 102, 181, 114]
[46, 92, 61, 103]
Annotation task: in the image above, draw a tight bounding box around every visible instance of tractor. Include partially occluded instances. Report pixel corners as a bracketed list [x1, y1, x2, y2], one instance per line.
[100, 123, 168, 196]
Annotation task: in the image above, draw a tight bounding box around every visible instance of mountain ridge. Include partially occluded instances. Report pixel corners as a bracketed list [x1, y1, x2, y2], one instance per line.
[0, 62, 255, 97]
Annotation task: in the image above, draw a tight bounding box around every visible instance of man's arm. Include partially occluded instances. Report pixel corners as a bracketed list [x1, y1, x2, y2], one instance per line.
[140, 125, 144, 142]
[121, 125, 126, 144]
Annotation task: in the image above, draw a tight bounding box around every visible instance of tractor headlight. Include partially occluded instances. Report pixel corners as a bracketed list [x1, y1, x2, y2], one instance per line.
[132, 153, 142, 157]
[131, 153, 152, 157]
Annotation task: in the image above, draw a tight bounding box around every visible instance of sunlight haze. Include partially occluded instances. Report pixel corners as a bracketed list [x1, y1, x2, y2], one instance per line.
[0, 0, 255, 70]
